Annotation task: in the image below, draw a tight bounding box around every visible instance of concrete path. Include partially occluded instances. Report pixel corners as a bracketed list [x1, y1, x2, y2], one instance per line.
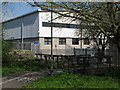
[1, 70, 49, 89]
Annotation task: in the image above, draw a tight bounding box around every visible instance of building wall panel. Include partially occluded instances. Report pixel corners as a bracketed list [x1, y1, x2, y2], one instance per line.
[39, 12, 78, 24]
[3, 12, 39, 39]
[23, 13, 39, 38]
[4, 18, 22, 39]
[39, 12, 81, 38]
[39, 26, 79, 38]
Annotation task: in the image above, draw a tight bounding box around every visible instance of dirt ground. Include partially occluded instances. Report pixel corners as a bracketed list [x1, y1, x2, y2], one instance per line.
[2, 70, 49, 89]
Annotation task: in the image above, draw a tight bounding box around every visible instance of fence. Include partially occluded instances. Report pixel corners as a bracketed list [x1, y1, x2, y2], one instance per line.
[12, 42, 120, 66]
[108, 50, 120, 66]
[40, 48, 119, 66]
[35, 54, 112, 75]
[39, 48, 97, 55]
[13, 42, 31, 50]
[13, 42, 40, 53]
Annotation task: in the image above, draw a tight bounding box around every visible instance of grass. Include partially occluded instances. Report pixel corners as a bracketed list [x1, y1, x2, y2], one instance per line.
[2, 67, 25, 76]
[23, 72, 119, 88]
[2, 59, 48, 76]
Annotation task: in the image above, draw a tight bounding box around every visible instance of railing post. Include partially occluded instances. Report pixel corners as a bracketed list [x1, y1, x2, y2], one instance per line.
[39, 54, 41, 59]
[74, 47, 76, 55]
[61, 55, 64, 69]
[97, 56, 99, 70]
[83, 57, 86, 74]
[109, 56, 112, 72]
[68, 56, 70, 71]
[44, 55, 48, 64]
[57, 56, 59, 69]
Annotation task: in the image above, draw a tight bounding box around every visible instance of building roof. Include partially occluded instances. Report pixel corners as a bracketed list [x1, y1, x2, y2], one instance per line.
[2, 9, 42, 23]
[2, 9, 72, 23]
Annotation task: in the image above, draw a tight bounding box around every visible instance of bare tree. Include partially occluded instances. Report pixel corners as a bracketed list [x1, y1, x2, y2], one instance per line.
[28, 2, 120, 54]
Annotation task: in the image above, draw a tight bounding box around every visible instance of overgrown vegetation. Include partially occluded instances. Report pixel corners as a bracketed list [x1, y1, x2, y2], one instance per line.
[2, 60, 49, 76]
[23, 72, 119, 88]
[2, 67, 25, 76]
[2, 40, 48, 76]
[2, 41, 52, 76]
[2, 40, 14, 67]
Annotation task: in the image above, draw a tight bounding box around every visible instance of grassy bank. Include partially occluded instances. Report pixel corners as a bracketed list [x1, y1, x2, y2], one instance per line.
[23, 72, 119, 88]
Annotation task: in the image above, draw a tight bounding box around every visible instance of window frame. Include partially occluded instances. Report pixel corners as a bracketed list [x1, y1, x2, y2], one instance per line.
[72, 38, 79, 45]
[59, 38, 66, 45]
[44, 37, 51, 45]
[83, 39, 89, 45]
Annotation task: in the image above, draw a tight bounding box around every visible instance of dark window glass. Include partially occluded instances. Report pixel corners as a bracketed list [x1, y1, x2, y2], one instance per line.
[59, 38, 66, 45]
[72, 38, 79, 45]
[42, 22, 98, 29]
[84, 39, 89, 45]
[44, 38, 51, 45]
[42, 22, 78, 29]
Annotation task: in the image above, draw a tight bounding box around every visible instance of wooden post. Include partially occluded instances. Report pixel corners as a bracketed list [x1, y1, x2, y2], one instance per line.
[109, 56, 112, 72]
[40, 54, 42, 60]
[77, 57, 79, 69]
[74, 47, 76, 55]
[88, 55, 90, 67]
[44, 55, 48, 64]
[67, 56, 69, 71]
[57, 56, 59, 69]
[71, 56, 74, 66]
[61, 55, 63, 69]
[74, 56, 77, 73]
[49, 55, 51, 60]
[63, 55, 65, 70]
[85, 48, 87, 57]
[83, 57, 86, 74]
[97, 56, 99, 70]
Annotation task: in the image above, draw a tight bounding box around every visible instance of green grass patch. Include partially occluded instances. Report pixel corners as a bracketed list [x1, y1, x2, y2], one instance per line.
[2, 67, 25, 76]
[23, 72, 119, 88]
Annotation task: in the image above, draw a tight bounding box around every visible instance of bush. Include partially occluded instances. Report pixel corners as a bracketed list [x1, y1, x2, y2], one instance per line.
[2, 40, 14, 67]
[13, 50, 35, 61]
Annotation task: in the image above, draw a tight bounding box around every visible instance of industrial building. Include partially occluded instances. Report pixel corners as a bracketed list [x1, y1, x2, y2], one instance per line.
[3, 9, 90, 55]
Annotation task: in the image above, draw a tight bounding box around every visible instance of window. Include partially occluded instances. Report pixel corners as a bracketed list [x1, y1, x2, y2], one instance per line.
[59, 38, 66, 45]
[84, 39, 89, 45]
[44, 38, 51, 45]
[72, 38, 79, 45]
[42, 22, 78, 29]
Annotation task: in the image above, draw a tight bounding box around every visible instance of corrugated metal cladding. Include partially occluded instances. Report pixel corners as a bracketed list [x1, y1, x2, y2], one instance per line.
[3, 12, 39, 40]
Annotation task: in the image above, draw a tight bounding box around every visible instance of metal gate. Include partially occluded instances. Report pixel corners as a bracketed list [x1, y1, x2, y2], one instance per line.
[13, 42, 40, 54]
[31, 42, 40, 54]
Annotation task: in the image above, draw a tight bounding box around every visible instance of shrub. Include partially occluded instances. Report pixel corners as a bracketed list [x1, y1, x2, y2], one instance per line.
[2, 40, 14, 67]
[13, 50, 35, 61]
